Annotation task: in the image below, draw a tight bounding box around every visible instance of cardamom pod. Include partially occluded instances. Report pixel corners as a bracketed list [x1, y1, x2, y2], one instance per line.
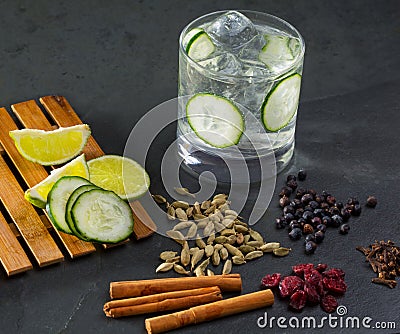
[219, 247, 229, 261]
[207, 268, 215, 276]
[159, 251, 178, 261]
[244, 250, 264, 261]
[212, 248, 221, 266]
[175, 208, 188, 221]
[203, 221, 214, 236]
[152, 194, 166, 204]
[238, 245, 256, 254]
[191, 249, 205, 270]
[221, 218, 235, 229]
[174, 263, 190, 275]
[211, 197, 226, 207]
[155, 262, 174, 273]
[195, 235, 206, 249]
[213, 221, 226, 233]
[205, 244, 214, 257]
[213, 193, 227, 201]
[207, 233, 215, 245]
[186, 206, 194, 218]
[172, 201, 189, 210]
[236, 233, 244, 245]
[174, 187, 195, 198]
[214, 235, 229, 244]
[189, 247, 200, 255]
[172, 220, 192, 231]
[222, 259, 232, 275]
[200, 200, 211, 210]
[246, 240, 264, 248]
[165, 256, 181, 263]
[167, 206, 176, 220]
[180, 241, 190, 267]
[204, 204, 216, 215]
[226, 234, 237, 245]
[194, 266, 205, 277]
[232, 256, 246, 265]
[273, 247, 291, 257]
[214, 209, 224, 220]
[249, 229, 264, 242]
[234, 224, 249, 234]
[234, 220, 248, 227]
[196, 218, 209, 229]
[193, 201, 201, 215]
[214, 244, 223, 251]
[224, 243, 244, 258]
[218, 202, 230, 213]
[166, 230, 185, 244]
[220, 228, 235, 236]
[198, 258, 210, 271]
[208, 213, 220, 223]
[186, 223, 197, 239]
[259, 242, 280, 252]
[224, 209, 238, 217]
[244, 234, 251, 243]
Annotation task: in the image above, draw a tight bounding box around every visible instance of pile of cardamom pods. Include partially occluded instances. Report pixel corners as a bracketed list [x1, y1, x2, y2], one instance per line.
[152, 190, 291, 277]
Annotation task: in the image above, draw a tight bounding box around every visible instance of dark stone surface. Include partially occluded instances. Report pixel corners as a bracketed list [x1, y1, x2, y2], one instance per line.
[0, 1, 399, 333]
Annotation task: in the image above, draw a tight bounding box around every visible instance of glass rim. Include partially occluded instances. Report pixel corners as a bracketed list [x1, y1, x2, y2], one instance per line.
[179, 9, 305, 81]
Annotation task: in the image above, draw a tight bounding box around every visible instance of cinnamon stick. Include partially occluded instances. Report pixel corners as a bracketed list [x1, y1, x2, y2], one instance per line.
[145, 289, 274, 334]
[104, 286, 222, 318]
[109, 274, 241, 299]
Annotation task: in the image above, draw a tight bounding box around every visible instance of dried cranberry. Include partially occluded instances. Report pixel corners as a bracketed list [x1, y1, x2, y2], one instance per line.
[321, 295, 338, 313]
[289, 290, 307, 311]
[304, 269, 323, 286]
[261, 273, 281, 289]
[304, 282, 320, 304]
[315, 263, 328, 273]
[279, 276, 304, 298]
[292, 263, 314, 277]
[323, 277, 347, 294]
[323, 268, 345, 279]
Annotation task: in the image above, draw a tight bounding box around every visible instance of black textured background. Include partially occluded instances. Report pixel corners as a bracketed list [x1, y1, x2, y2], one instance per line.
[0, 1, 399, 333]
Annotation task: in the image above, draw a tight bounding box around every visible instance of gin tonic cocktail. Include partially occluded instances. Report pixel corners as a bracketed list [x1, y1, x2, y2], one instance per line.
[178, 10, 305, 179]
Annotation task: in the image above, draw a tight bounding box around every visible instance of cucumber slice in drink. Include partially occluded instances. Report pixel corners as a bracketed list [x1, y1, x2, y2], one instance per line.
[258, 34, 295, 67]
[71, 189, 134, 244]
[186, 93, 244, 148]
[65, 184, 99, 240]
[261, 73, 302, 132]
[47, 176, 92, 234]
[186, 30, 215, 61]
[183, 28, 203, 49]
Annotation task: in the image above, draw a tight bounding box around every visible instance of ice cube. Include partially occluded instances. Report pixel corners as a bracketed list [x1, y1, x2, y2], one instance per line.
[198, 52, 242, 75]
[205, 11, 258, 50]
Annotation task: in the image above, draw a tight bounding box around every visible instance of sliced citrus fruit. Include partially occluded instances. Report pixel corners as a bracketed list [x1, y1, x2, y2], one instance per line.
[87, 155, 150, 201]
[24, 154, 89, 208]
[9, 124, 91, 165]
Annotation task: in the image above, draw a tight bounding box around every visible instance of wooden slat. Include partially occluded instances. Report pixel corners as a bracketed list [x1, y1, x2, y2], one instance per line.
[0, 210, 33, 275]
[40, 95, 156, 239]
[39, 96, 104, 160]
[0, 156, 64, 266]
[5, 103, 96, 258]
[130, 201, 157, 239]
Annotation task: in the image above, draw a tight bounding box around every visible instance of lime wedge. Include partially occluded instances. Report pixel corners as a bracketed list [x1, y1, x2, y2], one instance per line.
[25, 154, 89, 208]
[87, 155, 150, 201]
[9, 124, 91, 165]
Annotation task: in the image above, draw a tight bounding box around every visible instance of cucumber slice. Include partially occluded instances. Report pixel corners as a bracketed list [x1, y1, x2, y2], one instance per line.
[71, 189, 134, 244]
[261, 73, 302, 132]
[186, 93, 244, 148]
[186, 30, 215, 61]
[258, 34, 295, 67]
[46, 176, 92, 234]
[65, 184, 99, 240]
[183, 28, 203, 49]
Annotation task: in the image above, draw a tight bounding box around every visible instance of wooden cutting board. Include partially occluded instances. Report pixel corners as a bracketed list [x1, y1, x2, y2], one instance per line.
[0, 95, 156, 276]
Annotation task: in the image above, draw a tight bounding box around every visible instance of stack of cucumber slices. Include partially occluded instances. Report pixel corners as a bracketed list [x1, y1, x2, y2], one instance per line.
[47, 176, 134, 243]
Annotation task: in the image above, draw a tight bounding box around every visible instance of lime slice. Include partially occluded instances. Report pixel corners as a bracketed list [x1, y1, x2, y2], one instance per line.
[87, 155, 150, 201]
[186, 30, 215, 61]
[25, 154, 89, 208]
[9, 124, 91, 165]
[186, 93, 244, 148]
[261, 73, 302, 132]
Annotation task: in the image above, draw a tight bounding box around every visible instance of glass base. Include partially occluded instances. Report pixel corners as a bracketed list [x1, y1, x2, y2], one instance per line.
[177, 135, 294, 183]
